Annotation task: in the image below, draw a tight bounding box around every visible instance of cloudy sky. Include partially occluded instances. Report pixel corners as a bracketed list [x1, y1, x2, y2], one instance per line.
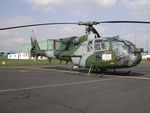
[0, 0, 150, 52]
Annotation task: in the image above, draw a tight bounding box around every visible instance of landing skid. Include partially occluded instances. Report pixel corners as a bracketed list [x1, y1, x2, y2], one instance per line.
[70, 65, 131, 77]
[88, 64, 104, 78]
[70, 64, 75, 73]
[126, 70, 131, 75]
[70, 64, 79, 73]
[113, 68, 131, 75]
[88, 67, 131, 77]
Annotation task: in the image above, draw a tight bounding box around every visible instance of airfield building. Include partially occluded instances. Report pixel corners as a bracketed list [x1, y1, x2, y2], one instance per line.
[22, 39, 60, 52]
[8, 39, 61, 60]
[0, 51, 16, 56]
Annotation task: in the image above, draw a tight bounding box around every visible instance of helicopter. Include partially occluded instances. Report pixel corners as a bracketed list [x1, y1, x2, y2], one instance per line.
[0, 21, 150, 75]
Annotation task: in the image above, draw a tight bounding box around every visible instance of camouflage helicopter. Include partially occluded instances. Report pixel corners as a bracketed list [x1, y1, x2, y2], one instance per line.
[0, 21, 150, 75]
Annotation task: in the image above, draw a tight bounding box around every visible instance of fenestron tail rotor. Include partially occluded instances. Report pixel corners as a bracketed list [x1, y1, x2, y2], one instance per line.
[30, 31, 41, 61]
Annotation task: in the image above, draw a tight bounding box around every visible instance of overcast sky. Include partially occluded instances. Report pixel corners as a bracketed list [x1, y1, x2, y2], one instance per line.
[0, 0, 150, 52]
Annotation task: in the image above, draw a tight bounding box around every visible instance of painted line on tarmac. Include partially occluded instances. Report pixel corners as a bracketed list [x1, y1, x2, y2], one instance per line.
[44, 68, 82, 74]
[40, 68, 150, 80]
[104, 75, 150, 80]
[0, 78, 120, 93]
[20, 67, 85, 74]
[19, 66, 150, 80]
[20, 69, 44, 72]
[0, 65, 68, 69]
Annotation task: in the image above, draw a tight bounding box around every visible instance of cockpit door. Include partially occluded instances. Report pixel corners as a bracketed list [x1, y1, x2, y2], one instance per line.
[94, 39, 111, 61]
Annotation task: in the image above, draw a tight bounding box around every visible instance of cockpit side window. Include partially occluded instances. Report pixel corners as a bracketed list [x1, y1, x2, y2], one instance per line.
[94, 39, 109, 51]
[112, 39, 135, 54]
[124, 40, 135, 54]
[112, 39, 135, 58]
[101, 42, 108, 50]
[87, 40, 93, 52]
[94, 43, 101, 51]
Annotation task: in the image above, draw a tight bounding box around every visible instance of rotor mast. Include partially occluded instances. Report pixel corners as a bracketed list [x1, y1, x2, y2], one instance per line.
[78, 21, 100, 37]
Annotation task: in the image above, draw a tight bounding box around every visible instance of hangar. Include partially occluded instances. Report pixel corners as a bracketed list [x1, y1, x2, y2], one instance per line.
[0, 51, 16, 56]
[8, 39, 60, 60]
[22, 39, 60, 52]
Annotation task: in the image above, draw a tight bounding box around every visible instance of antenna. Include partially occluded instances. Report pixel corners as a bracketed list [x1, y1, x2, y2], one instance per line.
[134, 33, 136, 45]
[146, 38, 149, 53]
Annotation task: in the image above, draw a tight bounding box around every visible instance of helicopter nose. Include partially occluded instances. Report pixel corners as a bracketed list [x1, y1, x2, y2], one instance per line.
[129, 48, 142, 67]
[135, 48, 143, 64]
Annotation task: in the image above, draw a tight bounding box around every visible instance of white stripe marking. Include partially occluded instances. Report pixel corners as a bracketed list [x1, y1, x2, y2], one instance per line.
[0, 78, 120, 93]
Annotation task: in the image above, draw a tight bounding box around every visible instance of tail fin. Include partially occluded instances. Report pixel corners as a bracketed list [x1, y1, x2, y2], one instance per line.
[30, 31, 40, 60]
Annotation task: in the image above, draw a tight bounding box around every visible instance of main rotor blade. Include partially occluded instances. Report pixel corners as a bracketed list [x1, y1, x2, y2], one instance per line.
[0, 22, 78, 31]
[1, 20, 150, 31]
[99, 21, 150, 24]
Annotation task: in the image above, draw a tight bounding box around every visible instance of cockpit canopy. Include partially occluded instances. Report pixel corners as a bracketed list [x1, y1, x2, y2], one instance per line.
[92, 37, 137, 66]
[94, 38, 135, 53]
